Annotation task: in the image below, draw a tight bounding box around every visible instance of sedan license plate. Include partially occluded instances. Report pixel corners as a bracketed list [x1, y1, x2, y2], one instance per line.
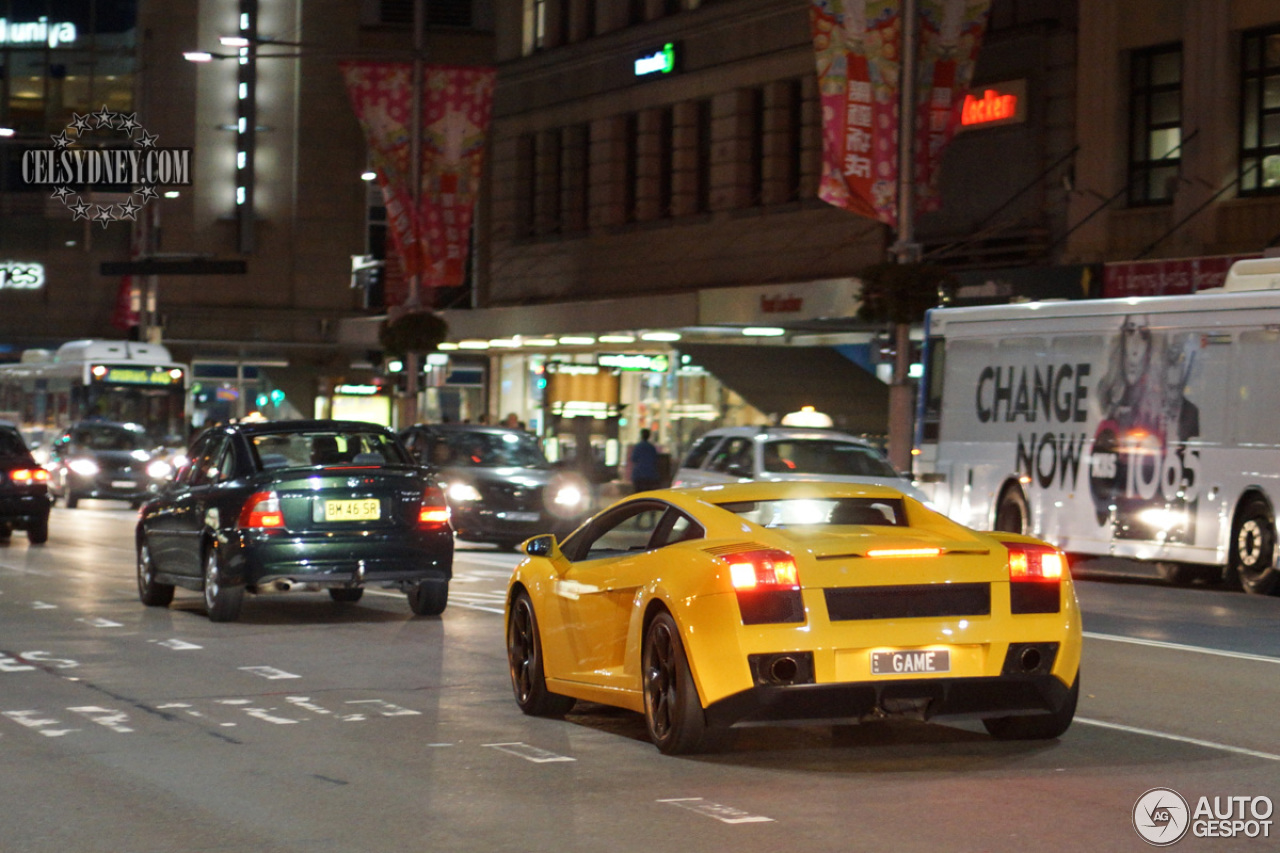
[870, 649, 950, 675]
[324, 499, 381, 521]
[500, 511, 540, 522]
[112, 480, 136, 489]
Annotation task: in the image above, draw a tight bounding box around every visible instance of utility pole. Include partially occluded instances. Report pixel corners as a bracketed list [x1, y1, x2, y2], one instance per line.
[401, 0, 426, 428]
[888, 0, 921, 473]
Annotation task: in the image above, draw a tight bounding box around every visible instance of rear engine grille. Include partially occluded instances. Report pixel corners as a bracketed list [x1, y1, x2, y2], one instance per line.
[825, 583, 991, 621]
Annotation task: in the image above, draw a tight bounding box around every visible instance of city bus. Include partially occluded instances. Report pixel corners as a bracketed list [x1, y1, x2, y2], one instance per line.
[914, 257, 1280, 596]
[0, 339, 188, 452]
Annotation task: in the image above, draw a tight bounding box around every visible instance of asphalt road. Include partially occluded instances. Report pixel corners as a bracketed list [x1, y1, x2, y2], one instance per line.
[1, 503, 1277, 852]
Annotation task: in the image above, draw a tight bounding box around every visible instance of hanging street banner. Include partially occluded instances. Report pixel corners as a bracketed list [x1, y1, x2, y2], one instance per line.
[810, 0, 902, 223]
[809, 0, 990, 228]
[913, 0, 991, 212]
[341, 62, 495, 303]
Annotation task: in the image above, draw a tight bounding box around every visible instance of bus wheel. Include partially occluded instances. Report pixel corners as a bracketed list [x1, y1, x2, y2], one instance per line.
[994, 487, 1028, 534]
[1231, 498, 1280, 596]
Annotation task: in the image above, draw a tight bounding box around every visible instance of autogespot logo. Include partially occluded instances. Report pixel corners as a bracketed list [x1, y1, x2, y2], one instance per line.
[1134, 787, 1191, 846]
[19, 107, 191, 227]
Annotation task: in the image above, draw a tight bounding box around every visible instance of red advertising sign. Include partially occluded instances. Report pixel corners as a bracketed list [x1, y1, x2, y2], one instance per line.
[341, 62, 495, 302]
[809, 0, 990, 227]
[1103, 255, 1260, 298]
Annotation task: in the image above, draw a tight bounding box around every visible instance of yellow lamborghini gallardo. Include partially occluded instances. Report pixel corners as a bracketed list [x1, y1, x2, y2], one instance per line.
[505, 482, 1081, 755]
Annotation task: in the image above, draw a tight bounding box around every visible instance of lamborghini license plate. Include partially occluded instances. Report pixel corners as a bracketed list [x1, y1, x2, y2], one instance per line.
[870, 649, 950, 675]
[324, 499, 381, 521]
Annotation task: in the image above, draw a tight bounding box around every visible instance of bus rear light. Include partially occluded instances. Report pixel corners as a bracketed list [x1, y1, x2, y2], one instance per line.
[1006, 543, 1064, 581]
[238, 491, 284, 529]
[721, 549, 799, 590]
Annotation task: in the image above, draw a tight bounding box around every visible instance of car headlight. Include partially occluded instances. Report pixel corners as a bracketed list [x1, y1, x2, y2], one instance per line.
[147, 459, 174, 480]
[69, 458, 99, 477]
[552, 484, 584, 508]
[446, 482, 482, 502]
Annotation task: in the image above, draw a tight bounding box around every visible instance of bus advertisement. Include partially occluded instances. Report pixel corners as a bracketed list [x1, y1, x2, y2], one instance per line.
[914, 258, 1280, 596]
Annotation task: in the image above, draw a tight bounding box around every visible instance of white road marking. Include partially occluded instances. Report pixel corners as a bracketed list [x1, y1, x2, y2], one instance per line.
[151, 638, 202, 650]
[0, 654, 36, 672]
[346, 699, 420, 717]
[365, 587, 505, 614]
[1084, 632, 1280, 664]
[483, 742, 576, 763]
[286, 696, 332, 715]
[76, 617, 123, 628]
[238, 665, 300, 680]
[658, 798, 774, 824]
[68, 706, 133, 733]
[3, 710, 79, 737]
[1076, 717, 1280, 762]
[31, 601, 57, 609]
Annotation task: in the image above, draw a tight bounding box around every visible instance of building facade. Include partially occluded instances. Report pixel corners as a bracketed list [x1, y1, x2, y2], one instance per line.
[1, 0, 494, 429]
[431, 0, 1081, 473]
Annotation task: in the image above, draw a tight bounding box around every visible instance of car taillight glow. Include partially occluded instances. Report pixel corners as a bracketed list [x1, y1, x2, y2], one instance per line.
[238, 491, 284, 529]
[866, 547, 941, 558]
[1006, 543, 1065, 581]
[10, 468, 49, 483]
[419, 488, 450, 526]
[721, 549, 799, 590]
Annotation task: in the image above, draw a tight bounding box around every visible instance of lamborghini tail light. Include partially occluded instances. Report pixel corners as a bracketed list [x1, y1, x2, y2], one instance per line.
[721, 549, 799, 590]
[1006, 543, 1065, 581]
[238, 490, 284, 529]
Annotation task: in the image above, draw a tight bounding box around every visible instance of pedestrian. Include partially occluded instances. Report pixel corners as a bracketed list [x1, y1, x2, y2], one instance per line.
[628, 428, 660, 494]
[502, 412, 520, 429]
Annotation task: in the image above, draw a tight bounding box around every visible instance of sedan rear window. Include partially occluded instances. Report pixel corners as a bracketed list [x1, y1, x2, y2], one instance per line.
[762, 439, 899, 478]
[250, 430, 409, 470]
[0, 428, 30, 458]
[717, 497, 906, 528]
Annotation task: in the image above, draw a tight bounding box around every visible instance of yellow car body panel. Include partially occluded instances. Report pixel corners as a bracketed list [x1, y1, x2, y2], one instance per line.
[507, 482, 1082, 728]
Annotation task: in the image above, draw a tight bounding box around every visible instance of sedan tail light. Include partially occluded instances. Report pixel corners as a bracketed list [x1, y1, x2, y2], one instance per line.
[720, 548, 800, 590]
[238, 490, 284, 529]
[1006, 543, 1065, 581]
[9, 468, 49, 483]
[418, 487, 450, 528]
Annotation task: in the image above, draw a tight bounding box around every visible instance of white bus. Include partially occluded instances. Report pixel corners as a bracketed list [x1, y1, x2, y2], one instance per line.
[0, 340, 188, 451]
[914, 257, 1280, 596]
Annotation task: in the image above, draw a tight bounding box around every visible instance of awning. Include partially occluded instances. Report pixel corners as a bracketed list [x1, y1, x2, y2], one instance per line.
[677, 343, 888, 435]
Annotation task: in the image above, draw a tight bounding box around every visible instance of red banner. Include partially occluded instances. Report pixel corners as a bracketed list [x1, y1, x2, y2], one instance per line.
[809, 1, 990, 228]
[341, 63, 495, 302]
[914, 1, 990, 212]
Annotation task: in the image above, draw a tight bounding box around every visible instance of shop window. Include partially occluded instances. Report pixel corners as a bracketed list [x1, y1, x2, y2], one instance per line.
[535, 128, 563, 235]
[1240, 26, 1280, 194]
[514, 134, 537, 237]
[624, 113, 638, 223]
[1128, 43, 1182, 205]
[561, 122, 591, 233]
[694, 98, 712, 213]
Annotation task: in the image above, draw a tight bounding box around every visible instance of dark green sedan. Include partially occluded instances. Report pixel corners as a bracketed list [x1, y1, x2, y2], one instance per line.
[136, 420, 453, 622]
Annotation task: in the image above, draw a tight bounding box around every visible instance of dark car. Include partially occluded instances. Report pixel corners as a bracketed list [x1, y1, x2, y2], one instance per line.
[136, 419, 453, 622]
[400, 423, 590, 550]
[47, 421, 174, 508]
[0, 423, 51, 544]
